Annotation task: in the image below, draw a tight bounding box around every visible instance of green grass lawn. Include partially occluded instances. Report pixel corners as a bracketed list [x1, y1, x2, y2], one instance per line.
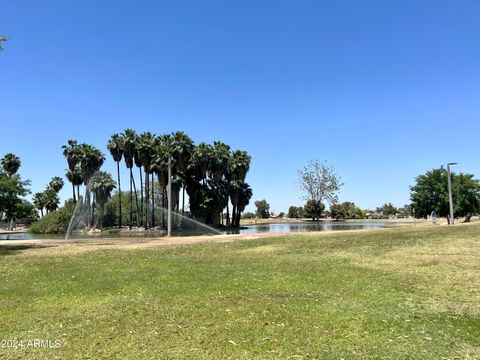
[1, 225, 480, 359]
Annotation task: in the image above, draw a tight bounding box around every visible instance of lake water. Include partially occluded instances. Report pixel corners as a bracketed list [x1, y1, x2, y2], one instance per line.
[0, 221, 400, 240]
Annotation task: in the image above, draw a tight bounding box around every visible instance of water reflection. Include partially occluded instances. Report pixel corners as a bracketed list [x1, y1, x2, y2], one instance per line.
[226, 221, 388, 235]
[1, 222, 397, 241]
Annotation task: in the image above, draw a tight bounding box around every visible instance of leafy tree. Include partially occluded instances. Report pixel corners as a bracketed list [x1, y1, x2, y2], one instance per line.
[410, 167, 451, 222]
[330, 202, 362, 220]
[452, 173, 480, 222]
[0, 171, 30, 229]
[376, 203, 398, 216]
[33, 191, 47, 217]
[303, 200, 325, 221]
[241, 212, 255, 219]
[410, 167, 480, 223]
[254, 199, 270, 218]
[298, 160, 342, 224]
[43, 189, 60, 214]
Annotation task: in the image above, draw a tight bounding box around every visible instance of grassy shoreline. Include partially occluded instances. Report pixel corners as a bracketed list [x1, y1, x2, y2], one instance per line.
[1, 224, 479, 358]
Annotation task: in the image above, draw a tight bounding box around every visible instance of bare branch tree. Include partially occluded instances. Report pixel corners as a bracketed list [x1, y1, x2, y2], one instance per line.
[297, 159, 343, 222]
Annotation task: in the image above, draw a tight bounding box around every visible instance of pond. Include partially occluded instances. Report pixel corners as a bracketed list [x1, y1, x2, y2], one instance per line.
[0, 221, 403, 241]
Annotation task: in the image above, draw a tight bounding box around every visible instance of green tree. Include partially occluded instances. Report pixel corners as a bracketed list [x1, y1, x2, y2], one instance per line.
[298, 160, 343, 224]
[303, 200, 325, 221]
[0, 171, 30, 229]
[376, 203, 398, 216]
[121, 129, 139, 229]
[33, 191, 47, 217]
[1, 153, 21, 177]
[453, 173, 480, 222]
[62, 140, 81, 202]
[48, 176, 64, 193]
[254, 199, 270, 219]
[410, 167, 451, 221]
[89, 171, 116, 228]
[330, 202, 362, 220]
[107, 134, 124, 228]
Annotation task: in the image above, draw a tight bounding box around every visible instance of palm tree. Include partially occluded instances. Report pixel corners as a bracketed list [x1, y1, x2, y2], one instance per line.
[89, 171, 116, 228]
[235, 182, 253, 227]
[48, 176, 64, 193]
[78, 144, 105, 227]
[191, 142, 213, 184]
[171, 131, 194, 215]
[33, 192, 47, 217]
[138, 132, 155, 228]
[44, 189, 60, 214]
[65, 165, 83, 202]
[134, 145, 144, 227]
[62, 140, 81, 202]
[107, 134, 124, 228]
[1, 153, 21, 177]
[121, 129, 139, 229]
[152, 134, 171, 228]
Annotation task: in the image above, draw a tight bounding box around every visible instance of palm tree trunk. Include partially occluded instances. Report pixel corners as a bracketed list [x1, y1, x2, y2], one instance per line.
[144, 170, 149, 229]
[72, 183, 76, 203]
[117, 161, 122, 228]
[162, 186, 166, 229]
[132, 173, 140, 227]
[182, 186, 185, 216]
[91, 193, 96, 228]
[77, 185, 80, 201]
[129, 168, 133, 230]
[139, 168, 144, 228]
[232, 205, 237, 227]
[40, 209, 44, 218]
[226, 201, 230, 226]
[151, 173, 155, 227]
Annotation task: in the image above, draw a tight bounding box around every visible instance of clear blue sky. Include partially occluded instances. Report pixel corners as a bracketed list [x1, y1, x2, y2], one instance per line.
[1, 0, 479, 213]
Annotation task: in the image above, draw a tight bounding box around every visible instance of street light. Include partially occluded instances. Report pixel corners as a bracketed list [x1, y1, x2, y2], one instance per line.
[447, 162, 458, 225]
[167, 153, 172, 236]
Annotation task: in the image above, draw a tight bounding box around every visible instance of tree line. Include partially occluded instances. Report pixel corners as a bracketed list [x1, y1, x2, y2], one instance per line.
[61, 130, 253, 230]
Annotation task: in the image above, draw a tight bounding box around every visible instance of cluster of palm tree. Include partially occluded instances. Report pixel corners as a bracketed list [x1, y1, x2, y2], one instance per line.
[32, 177, 64, 217]
[107, 129, 253, 229]
[62, 140, 110, 227]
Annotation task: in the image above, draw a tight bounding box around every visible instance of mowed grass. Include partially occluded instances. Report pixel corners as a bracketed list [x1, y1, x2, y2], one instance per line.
[1, 225, 480, 359]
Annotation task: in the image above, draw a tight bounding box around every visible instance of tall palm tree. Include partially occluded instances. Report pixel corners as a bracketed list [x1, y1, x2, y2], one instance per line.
[89, 171, 116, 228]
[32, 192, 47, 218]
[235, 182, 253, 227]
[134, 145, 144, 227]
[107, 134, 124, 228]
[1, 153, 21, 177]
[121, 129, 139, 229]
[78, 144, 105, 227]
[43, 189, 60, 214]
[138, 132, 155, 229]
[152, 134, 171, 228]
[65, 165, 83, 202]
[48, 176, 64, 193]
[62, 140, 81, 202]
[191, 142, 213, 184]
[170, 131, 194, 215]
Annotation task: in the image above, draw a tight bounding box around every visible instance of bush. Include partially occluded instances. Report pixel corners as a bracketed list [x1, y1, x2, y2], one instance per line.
[241, 212, 255, 219]
[28, 200, 75, 234]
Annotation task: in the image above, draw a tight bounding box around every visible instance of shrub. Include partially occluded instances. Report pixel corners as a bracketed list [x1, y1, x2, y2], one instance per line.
[28, 200, 75, 234]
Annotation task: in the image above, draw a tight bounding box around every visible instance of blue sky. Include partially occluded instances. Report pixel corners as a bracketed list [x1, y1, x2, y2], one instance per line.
[1, 0, 479, 213]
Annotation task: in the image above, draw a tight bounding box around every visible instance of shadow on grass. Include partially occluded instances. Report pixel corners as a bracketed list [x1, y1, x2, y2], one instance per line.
[0, 244, 50, 256]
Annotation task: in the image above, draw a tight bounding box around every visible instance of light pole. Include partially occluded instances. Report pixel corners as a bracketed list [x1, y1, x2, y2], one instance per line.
[447, 162, 457, 225]
[167, 153, 172, 236]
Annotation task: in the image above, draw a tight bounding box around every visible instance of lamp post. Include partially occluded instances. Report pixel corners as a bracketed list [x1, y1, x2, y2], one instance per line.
[447, 162, 457, 225]
[167, 153, 172, 236]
